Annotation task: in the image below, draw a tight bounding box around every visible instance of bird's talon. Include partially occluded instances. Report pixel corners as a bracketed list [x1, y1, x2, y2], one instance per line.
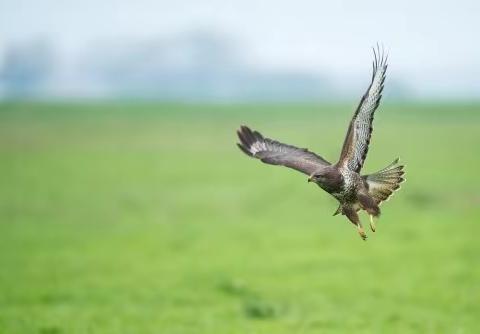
[357, 227, 367, 240]
[369, 215, 376, 232]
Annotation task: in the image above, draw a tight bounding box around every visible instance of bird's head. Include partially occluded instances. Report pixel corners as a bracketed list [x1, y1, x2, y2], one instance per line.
[308, 170, 327, 183]
[308, 167, 343, 193]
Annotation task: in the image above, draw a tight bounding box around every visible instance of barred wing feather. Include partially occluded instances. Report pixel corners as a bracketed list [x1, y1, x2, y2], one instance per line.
[338, 45, 388, 172]
[237, 125, 330, 175]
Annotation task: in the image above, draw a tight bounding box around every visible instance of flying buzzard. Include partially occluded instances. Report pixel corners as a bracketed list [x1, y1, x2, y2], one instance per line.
[236, 46, 405, 240]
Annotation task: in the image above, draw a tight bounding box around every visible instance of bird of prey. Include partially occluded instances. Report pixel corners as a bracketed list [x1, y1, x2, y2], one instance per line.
[236, 46, 405, 240]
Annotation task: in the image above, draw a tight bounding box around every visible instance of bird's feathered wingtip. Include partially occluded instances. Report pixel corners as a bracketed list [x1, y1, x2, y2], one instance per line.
[237, 125, 264, 157]
[371, 43, 388, 78]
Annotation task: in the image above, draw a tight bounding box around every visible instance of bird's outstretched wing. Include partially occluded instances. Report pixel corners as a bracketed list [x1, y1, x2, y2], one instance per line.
[237, 125, 330, 175]
[337, 45, 388, 172]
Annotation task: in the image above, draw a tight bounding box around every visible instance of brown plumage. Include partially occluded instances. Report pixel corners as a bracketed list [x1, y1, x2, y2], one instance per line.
[236, 45, 405, 240]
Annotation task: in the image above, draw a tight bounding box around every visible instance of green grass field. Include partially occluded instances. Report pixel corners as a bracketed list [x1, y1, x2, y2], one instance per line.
[1, 102, 479, 333]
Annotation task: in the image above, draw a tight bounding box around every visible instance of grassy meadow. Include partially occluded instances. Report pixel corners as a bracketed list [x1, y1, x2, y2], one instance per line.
[0, 101, 479, 333]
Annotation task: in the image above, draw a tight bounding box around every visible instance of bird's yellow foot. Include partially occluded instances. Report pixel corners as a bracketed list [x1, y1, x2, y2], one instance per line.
[369, 215, 376, 232]
[357, 226, 367, 241]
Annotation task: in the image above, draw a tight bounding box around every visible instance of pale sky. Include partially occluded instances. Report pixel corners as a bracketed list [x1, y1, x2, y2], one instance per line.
[1, 0, 479, 98]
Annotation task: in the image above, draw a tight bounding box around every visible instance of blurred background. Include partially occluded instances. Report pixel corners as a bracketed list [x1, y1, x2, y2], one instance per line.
[1, 1, 479, 333]
[1, 0, 479, 101]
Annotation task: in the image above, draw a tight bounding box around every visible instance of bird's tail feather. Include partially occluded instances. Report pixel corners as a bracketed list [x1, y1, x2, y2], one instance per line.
[363, 158, 405, 205]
